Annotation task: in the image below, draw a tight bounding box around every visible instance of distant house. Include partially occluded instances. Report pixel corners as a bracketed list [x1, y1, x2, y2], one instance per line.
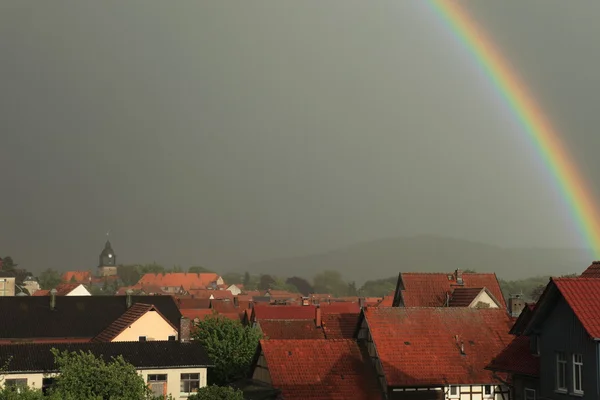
[357, 307, 513, 399]
[56, 283, 91, 296]
[251, 339, 381, 399]
[0, 340, 213, 398]
[392, 269, 506, 309]
[22, 276, 40, 296]
[226, 284, 243, 296]
[61, 271, 92, 284]
[0, 272, 16, 297]
[0, 294, 182, 344]
[137, 273, 224, 293]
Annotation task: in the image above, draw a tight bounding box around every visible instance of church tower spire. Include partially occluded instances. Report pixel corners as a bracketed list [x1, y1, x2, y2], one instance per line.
[97, 234, 118, 277]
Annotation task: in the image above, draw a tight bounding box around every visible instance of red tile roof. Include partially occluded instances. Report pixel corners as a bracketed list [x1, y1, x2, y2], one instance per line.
[552, 277, 600, 338]
[259, 320, 325, 340]
[181, 308, 241, 323]
[252, 305, 316, 321]
[258, 339, 381, 400]
[364, 307, 513, 386]
[580, 262, 600, 278]
[32, 290, 50, 296]
[175, 297, 211, 309]
[377, 296, 393, 307]
[398, 272, 506, 308]
[137, 273, 220, 291]
[61, 271, 91, 283]
[92, 303, 175, 342]
[322, 313, 360, 339]
[486, 335, 539, 377]
[320, 302, 361, 314]
[211, 300, 237, 314]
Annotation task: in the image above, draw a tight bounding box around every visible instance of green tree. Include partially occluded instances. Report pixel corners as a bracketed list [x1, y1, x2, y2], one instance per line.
[258, 274, 275, 291]
[313, 270, 348, 297]
[359, 276, 397, 297]
[285, 277, 313, 296]
[169, 265, 185, 273]
[269, 277, 298, 293]
[347, 281, 358, 296]
[138, 263, 165, 274]
[49, 348, 152, 400]
[188, 266, 213, 274]
[0, 256, 17, 272]
[189, 385, 244, 400]
[38, 268, 62, 290]
[242, 272, 251, 286]
[192, 315, 262, 386]
[221, 272, 242, 285]
[117, 265, 142, 286]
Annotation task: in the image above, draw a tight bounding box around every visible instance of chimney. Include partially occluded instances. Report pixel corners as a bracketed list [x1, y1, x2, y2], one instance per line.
[126, 289, 133, 308]
[315, 306, 322, 328]
[358, 297, 365, 309]
[233, 296, 239, 307]
[460, 341, 465, 355]
[180, 316, 191, 343]
[50, 289, 57, 310]
[455, 269, 464, 285]
[508, 295, 526, 317]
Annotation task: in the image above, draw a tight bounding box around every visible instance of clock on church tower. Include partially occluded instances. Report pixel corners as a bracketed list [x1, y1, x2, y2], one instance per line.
[98, 240, 118, 277]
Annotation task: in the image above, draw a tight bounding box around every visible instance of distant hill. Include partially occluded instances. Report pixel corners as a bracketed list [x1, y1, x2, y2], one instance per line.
[244, 235, 591, 284]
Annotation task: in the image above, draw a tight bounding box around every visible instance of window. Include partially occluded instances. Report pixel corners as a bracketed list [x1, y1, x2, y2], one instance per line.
[573, 353, 583, 394]
[524, 388, 536, 400]
[148, 374, 168, 398]
[168, 335, 176, 341]
[180, 373, 200, 394]
[530, 335, 540, 355]
[42, 378, 56, 395]
[448, 385, 459, 397]
[139, 336, 147, 342]
[556, 351, 567, 391]
[5, 379, 27, 389]
[484, 385, 493, 396]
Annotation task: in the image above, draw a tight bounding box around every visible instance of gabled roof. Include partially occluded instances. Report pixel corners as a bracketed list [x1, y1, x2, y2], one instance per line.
[580, 261, 600, 278]
[61, 271, 91, 283]
[363, 307, 513, 386]
[53, 283, 83, 296]
[393, 272, 506, 309]
[92, 303, 176, 342]
[545, 278, 600, 338]
[256, 339, 381, 400]
[486, 336, 539, 377]
[0, 296, 181, 340]
[448, 287, 502, 308]
[0, 341, 213, 373]
[137, 273, 220, 291]
[176, 297, 211, 309]
[259, 320, 325, 340]
[320, 302, 361, 314]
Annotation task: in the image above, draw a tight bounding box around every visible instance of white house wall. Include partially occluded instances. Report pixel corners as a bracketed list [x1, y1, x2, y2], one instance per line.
[469, 291, 499, 309]
[65, 284, 91, 296]
[112, 311, 178, 342]
[392, 385, 509, 400]
[0, 368, 207, 399]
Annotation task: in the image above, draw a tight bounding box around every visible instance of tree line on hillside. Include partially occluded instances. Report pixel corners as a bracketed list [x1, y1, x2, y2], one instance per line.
[2, 255, 579, 300]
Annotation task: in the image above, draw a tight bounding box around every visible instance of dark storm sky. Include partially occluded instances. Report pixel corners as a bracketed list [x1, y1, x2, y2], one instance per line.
[1, 0, 599, 273]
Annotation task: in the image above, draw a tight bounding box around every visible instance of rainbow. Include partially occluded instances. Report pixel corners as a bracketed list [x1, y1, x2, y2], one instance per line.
[428, 0, 600, 257]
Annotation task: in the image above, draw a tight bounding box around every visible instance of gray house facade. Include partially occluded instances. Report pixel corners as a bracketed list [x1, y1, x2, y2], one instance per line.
[523, 277, 600, 400]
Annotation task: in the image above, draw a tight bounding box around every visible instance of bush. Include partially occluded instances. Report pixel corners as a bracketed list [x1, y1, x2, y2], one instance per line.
[189, 385, 244, 400]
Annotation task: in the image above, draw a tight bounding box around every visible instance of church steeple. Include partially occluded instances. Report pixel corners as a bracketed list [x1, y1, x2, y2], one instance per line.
[99, 240, 116, 267]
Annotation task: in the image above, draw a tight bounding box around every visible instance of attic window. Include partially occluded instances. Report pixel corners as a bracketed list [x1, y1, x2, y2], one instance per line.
[288, 351, 292, 356]
[168, 335, 176, 341]
[447, 275, 453, 281]
[468, 340, 475, 345]
[139, 336, 147, 342]
[404, 341, 411, 345]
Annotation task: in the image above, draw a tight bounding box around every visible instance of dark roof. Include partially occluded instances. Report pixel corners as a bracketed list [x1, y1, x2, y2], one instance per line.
[0, 271, 15, 278]
[0, 296, 181, 340]
[0, 341, 213, 373]
[486, 335, 539, 377]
